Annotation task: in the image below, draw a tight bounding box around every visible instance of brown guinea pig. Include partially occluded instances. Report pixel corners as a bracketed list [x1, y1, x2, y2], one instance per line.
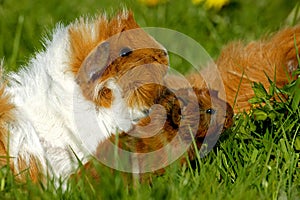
[93, 83, 233, 181]
[188, 26, 300, 112]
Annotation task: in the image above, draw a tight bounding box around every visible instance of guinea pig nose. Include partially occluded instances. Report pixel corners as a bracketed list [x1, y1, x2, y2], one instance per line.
[120, 47, 132, 57]
[206, 108, 216, 114]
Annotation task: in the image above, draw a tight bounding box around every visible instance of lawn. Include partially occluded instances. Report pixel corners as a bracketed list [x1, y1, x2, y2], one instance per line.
[0, 0, 300, 199]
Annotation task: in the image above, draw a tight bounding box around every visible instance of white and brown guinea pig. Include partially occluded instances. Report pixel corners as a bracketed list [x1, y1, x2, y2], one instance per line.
[188, 26, 300, 112]
[0, 11, 169, 183]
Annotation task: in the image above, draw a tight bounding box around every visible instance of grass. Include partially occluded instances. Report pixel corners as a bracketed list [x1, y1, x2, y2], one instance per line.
[0, 0, 300, 199]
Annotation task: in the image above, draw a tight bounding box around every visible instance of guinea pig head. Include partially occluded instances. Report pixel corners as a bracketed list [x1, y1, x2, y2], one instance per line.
[70, 11, 169, 127]
[193, 88, 233, 138]
[163, 87, 233, 139]
[127, 87, 234, 155]
[177, 87, 234, 160]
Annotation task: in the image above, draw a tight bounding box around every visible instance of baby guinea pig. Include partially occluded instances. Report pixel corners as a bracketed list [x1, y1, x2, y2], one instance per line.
[94, 85, 233, 181]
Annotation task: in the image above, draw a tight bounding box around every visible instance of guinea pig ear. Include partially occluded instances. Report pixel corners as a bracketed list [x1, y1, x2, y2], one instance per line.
[78, 41, 110, 83]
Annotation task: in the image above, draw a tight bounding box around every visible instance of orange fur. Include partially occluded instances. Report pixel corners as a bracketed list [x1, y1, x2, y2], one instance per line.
[71, 11, 169, 112]
[188, 26, 300, 112]
[69, 12, 139, 75]
[0, 80, 15, 168]
[91, 82, 233, 181]
[15, 156, 43, 183]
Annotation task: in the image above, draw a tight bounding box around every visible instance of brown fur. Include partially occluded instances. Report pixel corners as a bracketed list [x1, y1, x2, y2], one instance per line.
[14, 156, 43, 183]
[0, 68, 15, 169]
[116, 87, 233, 162]
[188, 26, 300, 112]
[90, 80, 233, 182]
[70, 11, 169, 111]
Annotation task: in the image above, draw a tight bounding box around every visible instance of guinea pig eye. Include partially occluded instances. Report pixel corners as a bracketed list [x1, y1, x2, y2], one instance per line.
[206, 108, 216, 114]
[119, 47, 132, 57]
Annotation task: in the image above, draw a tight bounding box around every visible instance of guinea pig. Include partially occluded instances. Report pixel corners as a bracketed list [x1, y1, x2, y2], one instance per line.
[188, 26, 300, 112]
[93, 82, 233, 182]
[0, 10, 168, 183]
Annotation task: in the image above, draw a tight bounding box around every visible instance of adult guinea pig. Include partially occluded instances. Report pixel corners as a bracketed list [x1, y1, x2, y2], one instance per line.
[188, 26, 300, 112]
[0, 10, 169, 184]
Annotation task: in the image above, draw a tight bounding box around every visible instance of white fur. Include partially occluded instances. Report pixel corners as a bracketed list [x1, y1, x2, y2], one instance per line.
[4, 23, 132, 180]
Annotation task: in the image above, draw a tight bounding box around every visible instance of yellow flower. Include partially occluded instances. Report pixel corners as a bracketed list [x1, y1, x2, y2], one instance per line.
[191, 0, 204, 5]
[138, 0, 166, 7]
[204, 0, 229, 9]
